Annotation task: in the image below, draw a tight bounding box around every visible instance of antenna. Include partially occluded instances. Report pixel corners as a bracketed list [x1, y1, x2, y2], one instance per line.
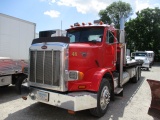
[61, 20, 62, 36]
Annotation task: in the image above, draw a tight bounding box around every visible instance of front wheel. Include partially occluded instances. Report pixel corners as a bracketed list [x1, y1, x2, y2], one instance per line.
[90, 78, 111, 117]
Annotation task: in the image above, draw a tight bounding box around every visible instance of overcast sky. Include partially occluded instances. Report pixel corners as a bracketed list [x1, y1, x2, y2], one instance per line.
[0, 0, 160, 32]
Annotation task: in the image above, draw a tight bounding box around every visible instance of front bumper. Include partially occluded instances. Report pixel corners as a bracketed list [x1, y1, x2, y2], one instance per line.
[142, 62, 150, 68]
[28, 87, 97, 111]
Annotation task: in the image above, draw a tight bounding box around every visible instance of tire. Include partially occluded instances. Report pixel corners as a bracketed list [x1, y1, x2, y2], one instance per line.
[90, 78, 111, 117]
[0, 85, 9, 88]
[15, 74, 28, 94]
[131, 67, 139, 83]
[138, 67, 141, 79]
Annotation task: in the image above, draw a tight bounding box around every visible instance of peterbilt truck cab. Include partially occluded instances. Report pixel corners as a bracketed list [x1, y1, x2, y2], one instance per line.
[25, 21, 141, 117]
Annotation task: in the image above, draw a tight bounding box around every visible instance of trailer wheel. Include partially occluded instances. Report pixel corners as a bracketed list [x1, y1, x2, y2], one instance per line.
[138, 67, 141, 79]
[90, 78, 111, 117]
[15, 74, 28, 94]
[132, 67, 139, 83]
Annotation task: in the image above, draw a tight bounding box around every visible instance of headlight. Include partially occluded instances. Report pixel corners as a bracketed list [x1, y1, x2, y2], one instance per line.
[68, 71, 84, 81]
[69, 71, 78, 79]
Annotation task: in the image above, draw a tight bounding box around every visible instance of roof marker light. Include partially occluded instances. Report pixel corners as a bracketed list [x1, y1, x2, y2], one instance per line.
[88, 22, 92, 25]
[99, 21, 104, 25]
[82, 22, 85, 26]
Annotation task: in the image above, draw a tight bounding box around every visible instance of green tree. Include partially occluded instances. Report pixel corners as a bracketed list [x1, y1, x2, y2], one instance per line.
[125, 7, 160, 61]
[99, 1, 132, 28]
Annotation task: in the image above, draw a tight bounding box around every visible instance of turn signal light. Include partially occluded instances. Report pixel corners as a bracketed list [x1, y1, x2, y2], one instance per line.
[78, 85, 86, 89]
[68, 110, 75, 114]
[78, 72, 84, 80]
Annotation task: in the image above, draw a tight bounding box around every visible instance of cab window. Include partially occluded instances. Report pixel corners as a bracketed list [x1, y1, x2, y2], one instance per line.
[66, 28, 104, 43]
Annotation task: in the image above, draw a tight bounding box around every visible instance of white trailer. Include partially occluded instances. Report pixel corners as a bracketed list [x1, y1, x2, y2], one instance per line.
[0, 13, 36, 60]
[0, 13, 35, 93]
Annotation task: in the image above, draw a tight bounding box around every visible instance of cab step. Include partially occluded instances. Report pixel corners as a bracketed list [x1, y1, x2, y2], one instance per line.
[114, 87, 123, 94]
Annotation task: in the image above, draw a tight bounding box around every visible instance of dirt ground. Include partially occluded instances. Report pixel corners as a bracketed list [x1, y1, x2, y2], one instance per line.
[0, 63, 160, 120]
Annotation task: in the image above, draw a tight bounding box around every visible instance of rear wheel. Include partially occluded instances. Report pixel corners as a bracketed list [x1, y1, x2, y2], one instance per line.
[138, 67, 141, 79]
[90, 78, 111, 117]
[132, 67, 140, 83]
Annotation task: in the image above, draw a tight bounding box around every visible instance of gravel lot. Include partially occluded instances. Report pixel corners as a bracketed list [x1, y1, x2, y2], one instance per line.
[0, 63, 160, 120]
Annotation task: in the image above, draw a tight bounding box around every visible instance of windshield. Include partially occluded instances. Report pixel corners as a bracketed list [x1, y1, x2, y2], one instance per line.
[66, 28, 104, 43]
[135, 53, 147, 57]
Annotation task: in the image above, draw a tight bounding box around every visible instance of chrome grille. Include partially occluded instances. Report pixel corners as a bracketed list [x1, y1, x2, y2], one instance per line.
[29, 50, 61, 86]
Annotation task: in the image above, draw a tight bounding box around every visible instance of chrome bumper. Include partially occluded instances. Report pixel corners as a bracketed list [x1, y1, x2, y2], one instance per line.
[29, 87, 97, 111]
[142, 63, 150, 68]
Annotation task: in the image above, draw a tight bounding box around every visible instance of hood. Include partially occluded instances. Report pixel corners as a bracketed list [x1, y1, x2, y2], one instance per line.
[69, 43, 102, 72]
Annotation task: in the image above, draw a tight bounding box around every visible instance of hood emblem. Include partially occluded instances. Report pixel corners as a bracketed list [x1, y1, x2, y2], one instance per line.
[41, 45, 47, 49]
[81, 52, 87, 57]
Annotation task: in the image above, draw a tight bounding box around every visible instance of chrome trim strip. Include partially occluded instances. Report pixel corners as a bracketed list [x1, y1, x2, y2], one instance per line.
[52, 49, 53, 85]
[43, 51, 45, 84]
[35, 50, 37, 82]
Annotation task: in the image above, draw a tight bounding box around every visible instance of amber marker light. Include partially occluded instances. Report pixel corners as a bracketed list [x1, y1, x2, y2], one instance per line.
[78, 72, 84, 80]
[21, 66, 24, 73]
[100, 21, 104, 25]
[119, 43, 125, 48]
[78, 85, 86, 89]
[22, 96, 27, 100]
[68, 110, 75, 114]
[88, 22, 92, 25]
[82, 22, 85, 26]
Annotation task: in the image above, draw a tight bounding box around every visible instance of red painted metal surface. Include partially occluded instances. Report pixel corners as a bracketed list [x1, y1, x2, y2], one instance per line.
[67, 26, 117, 92]
[147, 79, 160, 111]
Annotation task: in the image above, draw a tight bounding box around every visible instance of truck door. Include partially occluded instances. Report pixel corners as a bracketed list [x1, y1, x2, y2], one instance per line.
[103, 30, 117, 69]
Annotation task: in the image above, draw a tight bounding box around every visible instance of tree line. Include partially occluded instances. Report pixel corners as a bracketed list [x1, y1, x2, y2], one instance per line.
[99, 1, 160, 61]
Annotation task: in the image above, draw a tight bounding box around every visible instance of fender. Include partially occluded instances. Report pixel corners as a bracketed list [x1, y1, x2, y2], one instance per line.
[68, 67, 114, 92]
[87, 68, 114, 91]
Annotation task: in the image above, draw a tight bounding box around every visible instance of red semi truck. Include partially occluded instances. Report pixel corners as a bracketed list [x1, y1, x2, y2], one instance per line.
[23, 20, 141, 117]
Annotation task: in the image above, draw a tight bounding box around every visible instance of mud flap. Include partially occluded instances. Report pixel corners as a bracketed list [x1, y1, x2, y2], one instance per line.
[147, 79, 160, 111]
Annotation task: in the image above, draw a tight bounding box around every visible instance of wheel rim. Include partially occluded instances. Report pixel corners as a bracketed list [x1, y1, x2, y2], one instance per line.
[100, 86, 110, 110]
